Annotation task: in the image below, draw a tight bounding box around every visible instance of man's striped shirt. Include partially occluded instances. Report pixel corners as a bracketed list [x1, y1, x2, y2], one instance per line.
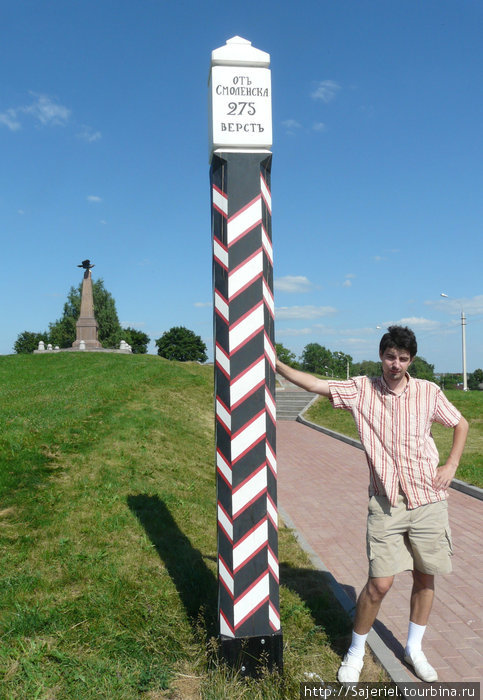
[328, 374, 462, 509]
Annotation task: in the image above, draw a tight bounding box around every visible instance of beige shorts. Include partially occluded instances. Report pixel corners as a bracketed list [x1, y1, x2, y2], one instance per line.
[366, 493, 453, 577]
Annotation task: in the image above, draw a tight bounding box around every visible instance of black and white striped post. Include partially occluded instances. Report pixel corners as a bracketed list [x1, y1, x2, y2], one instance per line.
[209, 36, 282, 677]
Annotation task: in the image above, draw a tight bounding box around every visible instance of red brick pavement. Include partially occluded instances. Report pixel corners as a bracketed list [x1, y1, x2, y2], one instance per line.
[277, 421, 483, 683]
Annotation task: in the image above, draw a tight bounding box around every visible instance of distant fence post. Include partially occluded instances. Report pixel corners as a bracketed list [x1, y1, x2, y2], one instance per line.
[209, 36, 282, 677]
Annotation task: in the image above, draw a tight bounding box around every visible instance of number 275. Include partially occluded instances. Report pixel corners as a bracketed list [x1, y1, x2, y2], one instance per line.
[227, 102, 256, 116]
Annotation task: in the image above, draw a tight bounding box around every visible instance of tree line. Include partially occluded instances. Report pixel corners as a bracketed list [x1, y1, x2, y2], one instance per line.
[276, 341, 483, 389]
[14, 279, 150, 354]
[13, 280, 480, 382]
[14, 279, 208, 362]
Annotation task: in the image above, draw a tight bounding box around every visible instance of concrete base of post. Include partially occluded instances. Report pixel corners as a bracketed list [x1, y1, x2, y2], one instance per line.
[219, 631, 283, 678]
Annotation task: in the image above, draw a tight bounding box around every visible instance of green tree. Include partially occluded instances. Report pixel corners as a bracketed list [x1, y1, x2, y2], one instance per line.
[409, 356, 435, 382]
[439, 373, 463, 390]
[350, 360, 381, 377]
[300, 343, 332, 375]
[14, 331, 49, 354]
[48, 278, 123, 348]
[122, 327, 150, 354]
[155, 326, 207, 362]
[468, 368, 483, 390]
[275, 342, 299, 368]
[332, 351, 353, 378]
[15, 277, 147, 353]
[48, 316, 77, 349]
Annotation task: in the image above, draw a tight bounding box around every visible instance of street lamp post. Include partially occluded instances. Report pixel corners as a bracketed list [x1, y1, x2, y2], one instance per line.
[335, 352, 350, 380]
[440, 294, 468, 391]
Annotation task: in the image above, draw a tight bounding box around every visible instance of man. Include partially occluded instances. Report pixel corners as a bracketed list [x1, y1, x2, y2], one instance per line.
[276, 326, 468, 683]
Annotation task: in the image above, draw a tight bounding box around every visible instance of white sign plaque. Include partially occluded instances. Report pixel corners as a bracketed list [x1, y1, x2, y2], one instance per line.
[209, 37, 272, 156]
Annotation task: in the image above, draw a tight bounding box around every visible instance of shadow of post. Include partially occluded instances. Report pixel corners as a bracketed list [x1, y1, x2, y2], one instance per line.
[279, 562, 354, 653]
[279, 563, 406, 663]
[127, 494, 218, 640]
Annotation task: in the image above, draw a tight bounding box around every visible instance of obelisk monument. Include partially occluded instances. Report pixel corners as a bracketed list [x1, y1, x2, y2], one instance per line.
[72, 259, 102, 350]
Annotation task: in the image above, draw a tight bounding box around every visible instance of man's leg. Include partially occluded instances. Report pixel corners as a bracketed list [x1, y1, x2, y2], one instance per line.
[404, 571, 438, 682]
[354, 575, 395, 634]
[337, 576, 394, 682]
[409, 570, 434, 625]
[403, 497, 453, 681]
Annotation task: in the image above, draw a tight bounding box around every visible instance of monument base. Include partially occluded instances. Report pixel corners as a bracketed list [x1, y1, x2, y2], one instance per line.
[72, 340, 102, 349]
[219, 631, 283, 678]
[34, 347, 132, 354]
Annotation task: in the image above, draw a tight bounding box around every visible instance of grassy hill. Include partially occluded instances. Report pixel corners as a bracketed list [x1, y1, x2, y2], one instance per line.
[0, 354, 387, 699]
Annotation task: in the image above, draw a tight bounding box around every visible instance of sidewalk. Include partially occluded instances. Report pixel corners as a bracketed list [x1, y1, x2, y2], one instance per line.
[277, 420, 483, 683]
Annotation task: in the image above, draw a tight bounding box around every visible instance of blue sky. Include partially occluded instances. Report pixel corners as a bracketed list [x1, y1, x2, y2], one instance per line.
[1, 0, 482, 373]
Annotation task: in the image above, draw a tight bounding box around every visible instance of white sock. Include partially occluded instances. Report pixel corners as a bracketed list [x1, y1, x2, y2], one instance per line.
[406, 621, 426, 656]
[347, 630, 368, 660]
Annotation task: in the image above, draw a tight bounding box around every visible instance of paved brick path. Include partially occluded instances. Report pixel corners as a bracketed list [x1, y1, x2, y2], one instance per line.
[277, 420, 483, 683]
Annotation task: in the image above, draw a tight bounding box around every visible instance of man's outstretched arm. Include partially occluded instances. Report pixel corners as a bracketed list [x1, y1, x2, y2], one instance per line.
[433, 416, 469, 491]
[276, 358, 331, 397]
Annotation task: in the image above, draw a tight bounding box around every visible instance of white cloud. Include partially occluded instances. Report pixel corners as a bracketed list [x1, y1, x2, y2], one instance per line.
[342, 279, 352, 287]
[374, 250, 400, 263]
[344, 336, 373, 344]
[276, 327, 312, 337]
[389, 317, 441, 331]
[426, 294, 483, 316]
[274, 275, 314, 293]
[0, 109, 22, 131]
[313, 122, 326, 132]
[281, 119, 301, 130]
[457, 295, 483, 314]
[78, 125, 102, 143]
[311, 80, 341, 103]
[23, 93, 71, 127]
[194, 302, 212, 308]
[87, 195, 102, 203]
[276, 305, 337, 320]
[0, 93, 101, 141]
[339, 326, 377, 337]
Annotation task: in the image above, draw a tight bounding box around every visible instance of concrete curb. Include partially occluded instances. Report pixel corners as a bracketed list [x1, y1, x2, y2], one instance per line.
[297, 399, 483, 501]
[278, 504, 416, 688]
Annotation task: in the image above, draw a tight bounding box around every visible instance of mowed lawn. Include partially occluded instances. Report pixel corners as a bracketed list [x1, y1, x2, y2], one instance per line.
[305, 388, 483, 489]
[0, 353, 388, 700]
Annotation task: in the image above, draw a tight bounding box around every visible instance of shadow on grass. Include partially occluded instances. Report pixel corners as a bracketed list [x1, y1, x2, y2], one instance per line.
[279, 563, 354, 653]
[127, 496, 404, 668]
[127, 494, 218, 640]
[280, 563, 405, 663]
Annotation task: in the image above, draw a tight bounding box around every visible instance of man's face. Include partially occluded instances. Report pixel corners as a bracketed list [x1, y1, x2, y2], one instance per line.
[379, 347, 413, 384]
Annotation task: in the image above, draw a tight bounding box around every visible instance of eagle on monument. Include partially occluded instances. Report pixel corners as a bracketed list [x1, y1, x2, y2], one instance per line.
[78, 259, 95, 270]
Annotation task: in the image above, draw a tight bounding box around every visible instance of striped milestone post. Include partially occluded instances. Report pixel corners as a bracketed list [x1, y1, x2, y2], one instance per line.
[209, 36, 282, 676]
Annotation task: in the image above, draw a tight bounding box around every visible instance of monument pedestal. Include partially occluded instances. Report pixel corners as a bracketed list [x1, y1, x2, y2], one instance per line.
[72, 269, 102, 349]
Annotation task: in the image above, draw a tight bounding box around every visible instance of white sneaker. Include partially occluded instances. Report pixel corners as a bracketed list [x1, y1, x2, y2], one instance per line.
[337, 653, 363, 683]
[404, 650, 438, 682]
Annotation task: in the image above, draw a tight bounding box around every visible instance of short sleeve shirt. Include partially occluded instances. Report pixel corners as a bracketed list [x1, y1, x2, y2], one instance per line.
[328, 374, 462, 508]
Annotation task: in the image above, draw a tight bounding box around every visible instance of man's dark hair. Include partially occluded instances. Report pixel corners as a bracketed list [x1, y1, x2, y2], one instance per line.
[379, 325, 417, 358]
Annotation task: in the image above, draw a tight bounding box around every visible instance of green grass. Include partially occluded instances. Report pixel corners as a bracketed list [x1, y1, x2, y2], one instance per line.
[305, 388, 483, 489]
[0, 354, 387, 699]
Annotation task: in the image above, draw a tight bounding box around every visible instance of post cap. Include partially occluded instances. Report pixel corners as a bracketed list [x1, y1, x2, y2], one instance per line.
[211, 36, 270, 68]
